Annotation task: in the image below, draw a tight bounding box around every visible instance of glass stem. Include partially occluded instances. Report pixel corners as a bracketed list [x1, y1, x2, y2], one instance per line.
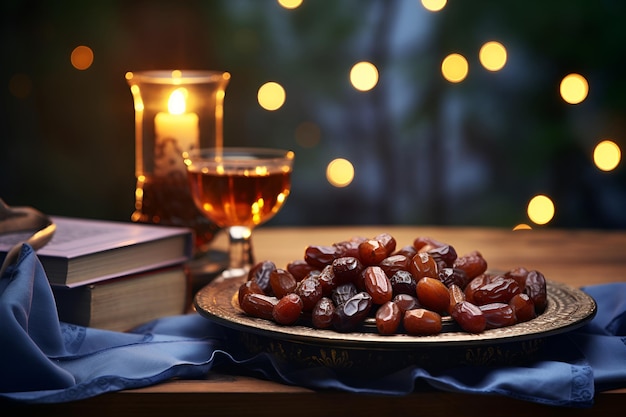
[225, 225, 254, 278]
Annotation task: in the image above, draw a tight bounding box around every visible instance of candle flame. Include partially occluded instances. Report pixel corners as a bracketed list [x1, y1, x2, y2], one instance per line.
[168, 88, 188, 115]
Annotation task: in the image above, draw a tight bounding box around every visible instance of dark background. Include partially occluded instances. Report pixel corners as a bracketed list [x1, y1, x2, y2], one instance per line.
[1, 0, 625, 230]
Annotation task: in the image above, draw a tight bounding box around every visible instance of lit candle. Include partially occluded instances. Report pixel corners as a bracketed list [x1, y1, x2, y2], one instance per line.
[154, 87, 199, 176]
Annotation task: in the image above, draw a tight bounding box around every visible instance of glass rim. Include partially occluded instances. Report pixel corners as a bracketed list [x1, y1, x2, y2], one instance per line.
[183, 147, 295, 167]
[125, 70, 231, 85]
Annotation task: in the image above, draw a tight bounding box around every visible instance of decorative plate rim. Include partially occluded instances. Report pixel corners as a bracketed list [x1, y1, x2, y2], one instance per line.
[194, 276, 597, 349]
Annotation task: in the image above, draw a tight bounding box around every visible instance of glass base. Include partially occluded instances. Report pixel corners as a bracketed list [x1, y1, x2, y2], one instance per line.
[220, 267, 250, 280]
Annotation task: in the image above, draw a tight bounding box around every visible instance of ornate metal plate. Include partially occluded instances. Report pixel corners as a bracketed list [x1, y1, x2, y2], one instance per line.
[194, 276, 597, 349]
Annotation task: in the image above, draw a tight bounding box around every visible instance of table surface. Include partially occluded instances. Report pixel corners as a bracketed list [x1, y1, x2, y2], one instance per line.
[7, 226, 626, 416]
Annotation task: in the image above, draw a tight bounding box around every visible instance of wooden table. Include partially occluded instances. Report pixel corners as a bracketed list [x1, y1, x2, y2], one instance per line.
[6, 226, 626, 416]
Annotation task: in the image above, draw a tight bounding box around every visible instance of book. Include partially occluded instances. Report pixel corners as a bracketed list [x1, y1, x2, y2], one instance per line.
[52, 266, 191, 331]
[0, 216, 194, 287]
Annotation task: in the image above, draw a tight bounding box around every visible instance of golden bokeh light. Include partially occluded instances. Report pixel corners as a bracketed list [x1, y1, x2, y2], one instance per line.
[479, 41, 507, 71]
[257, 81, 286, 111]
[527, 195, 555, 225]
[560, 73, 589, 104]
[278, 0, 303, 9]
[295, 121, 321, 148]
[326, 158, 355, 187]
[441, 53, 469, 83]
[71, 45, 94, 70]
[171, 69, 183, 79]
[350, 61, 379, 92]
[513, 224, 532, 231]
[593, 140, 621, 172]
[421, 0, 447, 12]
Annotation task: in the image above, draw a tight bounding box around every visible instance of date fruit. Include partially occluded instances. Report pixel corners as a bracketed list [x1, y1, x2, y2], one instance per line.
[333, 237, 366, 259]
[479, 303, 517, 329]
[375, 301, 402, 335]
[505, 266, 529, 291]
[395, 245, 417, 259]
[451, 301, 486, 333]
[269, 268, 297, 299]
[311, 297, 335, 329]
[305, 245, 339, 269]
[379, 254, 411, 278]
[403, 308, 442, 335]
[448, 283, 465, 313]
[427, 244, 457, 268]
[332, 256, 363, 284]
[410, 252, 438, 280]
[468, 274, 521, 305]
[248, 260, 277, 295]
[240, 293, 278, 321]
[272, 293, 303, 325]
[509, 293, 536, 323]
[317, 264, 338, 296]
[438, 267, 470, 289]
[287, 259, 318, 281]
[525, 270, 547, 314]
[416, 277, 450, 313]
[413, 236, 445, 252]
[363, 266, 393, 304]
[358, 239, 389, 266]
[238, 279, 264, 306]
[239, 234, 547, 337]
[453, 251, 487, 279]
[374, 232, 396, 256]
[332, 282, 358, 306]
[392, 293, 421, 312]
[332, 292, 372, 332]
[295, 276, 323, 311]
[389, 269, 417, 296]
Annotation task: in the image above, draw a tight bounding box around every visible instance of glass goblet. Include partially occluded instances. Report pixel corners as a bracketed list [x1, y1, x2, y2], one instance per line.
[184, 147, 294, 278]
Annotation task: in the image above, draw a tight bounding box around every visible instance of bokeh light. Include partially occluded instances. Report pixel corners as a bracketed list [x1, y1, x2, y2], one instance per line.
[441, 53, 468, 83]
[257, 81, 286, 111]
[527, 195, 555, 225]
[560, 73, 588, 104]
[513, 224, 532, 231]
[326, 158, 355, 187]
[350, 61, 379, 92]
[8, 73, 33, 99]
[421, 0, 447, 12]
[479, 41, 507, 71]
[277, 0, 303, 9]
[295, 121, 321, 148]
[70, 45, 94, 70]
[593, 140, 621, 171]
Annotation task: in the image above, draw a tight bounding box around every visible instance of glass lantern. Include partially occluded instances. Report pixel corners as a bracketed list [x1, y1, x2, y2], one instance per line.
[126, 70, 230, 252]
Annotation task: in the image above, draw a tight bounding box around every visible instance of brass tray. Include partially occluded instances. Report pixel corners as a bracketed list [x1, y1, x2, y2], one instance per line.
[194, 276, 596, 371]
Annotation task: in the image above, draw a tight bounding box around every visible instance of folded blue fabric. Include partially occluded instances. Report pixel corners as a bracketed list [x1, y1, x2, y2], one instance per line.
[1, 244, 625, 406]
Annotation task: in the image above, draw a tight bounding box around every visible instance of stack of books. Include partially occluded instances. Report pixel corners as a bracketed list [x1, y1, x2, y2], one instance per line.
[0, 216, 194, 332]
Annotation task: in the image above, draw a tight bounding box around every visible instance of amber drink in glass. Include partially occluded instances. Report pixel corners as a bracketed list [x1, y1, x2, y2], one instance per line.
[184, 147, 294, 278]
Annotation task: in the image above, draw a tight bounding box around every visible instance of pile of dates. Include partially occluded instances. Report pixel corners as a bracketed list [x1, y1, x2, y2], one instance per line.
[238, 233, 547, 335]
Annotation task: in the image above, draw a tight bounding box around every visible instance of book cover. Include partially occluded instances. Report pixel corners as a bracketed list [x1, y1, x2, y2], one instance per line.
[52, 266, 191, 332]
[0, 216, 194, 287]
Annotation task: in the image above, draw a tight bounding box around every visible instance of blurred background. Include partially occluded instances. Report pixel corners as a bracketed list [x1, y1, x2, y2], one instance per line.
[1, 0, 625, 230]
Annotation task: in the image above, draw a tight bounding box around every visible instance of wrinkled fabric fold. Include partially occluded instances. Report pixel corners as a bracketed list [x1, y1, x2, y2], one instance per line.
[1, 244, 625, 406]
[0, 245, 226, 403]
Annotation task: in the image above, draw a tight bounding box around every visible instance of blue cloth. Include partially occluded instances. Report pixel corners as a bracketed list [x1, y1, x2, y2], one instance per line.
[1, 244, 625, 406]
